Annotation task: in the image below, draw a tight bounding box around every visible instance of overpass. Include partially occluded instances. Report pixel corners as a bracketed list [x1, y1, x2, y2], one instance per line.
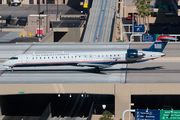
[83, 0, 116, 43]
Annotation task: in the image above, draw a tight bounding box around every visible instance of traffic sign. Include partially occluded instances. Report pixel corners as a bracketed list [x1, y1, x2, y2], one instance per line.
[135, 110, 160, 120]
[36, 28, 43, 37]
[160, 110, 180, 120]
[133, 24, 145, 33]
[19, 91, 25, 94]
[142, 34, 156, 42]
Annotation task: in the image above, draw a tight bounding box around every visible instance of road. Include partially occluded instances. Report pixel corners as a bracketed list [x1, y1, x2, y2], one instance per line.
[83, 0, 116, 43]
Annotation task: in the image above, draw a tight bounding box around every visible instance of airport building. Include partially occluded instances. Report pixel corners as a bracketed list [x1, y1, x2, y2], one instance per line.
[1, 0, 180, 120]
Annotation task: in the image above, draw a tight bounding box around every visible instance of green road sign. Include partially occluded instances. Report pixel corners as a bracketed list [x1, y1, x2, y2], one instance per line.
[19, 91, 25, 94]
[160, 110, 180, 120]
[158, 5, 168, 10]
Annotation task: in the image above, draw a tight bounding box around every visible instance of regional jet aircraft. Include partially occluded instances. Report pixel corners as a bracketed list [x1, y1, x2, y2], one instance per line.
[2, 35, 177, 73]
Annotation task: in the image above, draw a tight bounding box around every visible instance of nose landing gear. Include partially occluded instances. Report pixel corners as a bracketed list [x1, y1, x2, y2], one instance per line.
[11, 67, 14, 72]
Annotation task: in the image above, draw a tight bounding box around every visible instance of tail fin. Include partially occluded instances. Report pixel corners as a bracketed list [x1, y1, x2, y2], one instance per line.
[142, 35, 178, 52]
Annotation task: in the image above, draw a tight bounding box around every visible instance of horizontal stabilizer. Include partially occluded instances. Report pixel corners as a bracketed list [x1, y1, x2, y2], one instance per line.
[159, 37, 178, 41]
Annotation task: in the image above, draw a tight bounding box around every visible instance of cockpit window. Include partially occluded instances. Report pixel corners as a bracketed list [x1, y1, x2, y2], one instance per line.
[10, 57, 18, 60]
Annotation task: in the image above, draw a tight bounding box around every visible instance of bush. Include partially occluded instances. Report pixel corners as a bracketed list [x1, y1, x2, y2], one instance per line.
[99, 110, 114, 120]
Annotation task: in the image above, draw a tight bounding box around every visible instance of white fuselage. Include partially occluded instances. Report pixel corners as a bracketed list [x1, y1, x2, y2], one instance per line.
[2, 50, 163, 68]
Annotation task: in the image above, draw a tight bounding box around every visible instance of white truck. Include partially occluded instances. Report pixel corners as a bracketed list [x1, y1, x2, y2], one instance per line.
[10, 0, 22, 6]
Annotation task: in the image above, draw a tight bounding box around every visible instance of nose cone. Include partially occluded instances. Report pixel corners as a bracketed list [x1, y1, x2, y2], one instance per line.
[161, 53, 166, 57]
[2, 61, 8, 66]
[2, 62, 6, 66]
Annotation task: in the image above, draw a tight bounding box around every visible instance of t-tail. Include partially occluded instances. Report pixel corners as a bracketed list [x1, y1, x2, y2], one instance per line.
[142, 35, 178, 52]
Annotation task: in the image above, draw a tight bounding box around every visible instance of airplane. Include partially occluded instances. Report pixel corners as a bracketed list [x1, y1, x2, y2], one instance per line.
[2, 35, 178, 73]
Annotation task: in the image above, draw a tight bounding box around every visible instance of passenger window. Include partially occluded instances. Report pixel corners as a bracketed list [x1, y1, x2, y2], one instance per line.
[68, 56, 69, 58]
[40, 57, 41, 59]
[56, 57, 58, 59]
[102, 55, 104, 57]
[48, 57, 49, 59]
[75, 56, 77, 58]
[32, 57, 34, 60]
[64, 56, 65, 58]
[79, 56, 81, 58]
[52, 57, 53, 59]
[110, 55, 112, 57]
[60, 56, 61, 59]
[44, 57, 46, 59]
[71, 56, 73, 58]
[98, 55, 100, 57]
[118, 54, 119, 56]
[114, 55, 116, 57]
[106, 55, 108, 57]
[36, 57, 37, 59]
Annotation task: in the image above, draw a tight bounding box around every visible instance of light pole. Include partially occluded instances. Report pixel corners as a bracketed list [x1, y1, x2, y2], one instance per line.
[38, 0, 41, 41]
[56, 0, 58, 21]
[0, 16, 2, 32]
[132, 7, 136, 34]
[46, 0, 48, 34]
[46, 0, 48, 14]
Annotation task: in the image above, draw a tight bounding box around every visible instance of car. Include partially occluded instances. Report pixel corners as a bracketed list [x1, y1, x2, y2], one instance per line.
[126, 17, 135, 20]
[126, 13, 137, 20]
[80, 16, 86, 20]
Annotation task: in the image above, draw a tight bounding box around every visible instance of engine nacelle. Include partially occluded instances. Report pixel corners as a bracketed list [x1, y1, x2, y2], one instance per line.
[127, 49, 144, 58]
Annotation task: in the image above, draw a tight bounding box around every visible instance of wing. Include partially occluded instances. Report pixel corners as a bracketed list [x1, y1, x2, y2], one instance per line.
[77, 63, 111, 68]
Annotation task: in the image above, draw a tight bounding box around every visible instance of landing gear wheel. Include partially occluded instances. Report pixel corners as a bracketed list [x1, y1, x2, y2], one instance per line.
[11, 67, 14, 72]
[94, 67, 100, 73]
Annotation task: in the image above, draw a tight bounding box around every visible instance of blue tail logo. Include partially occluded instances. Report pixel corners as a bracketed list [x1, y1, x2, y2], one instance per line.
[142, 35, 178, 52]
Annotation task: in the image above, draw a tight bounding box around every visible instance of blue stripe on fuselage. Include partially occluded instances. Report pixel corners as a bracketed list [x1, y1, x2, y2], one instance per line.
[13, 60, 141, 67]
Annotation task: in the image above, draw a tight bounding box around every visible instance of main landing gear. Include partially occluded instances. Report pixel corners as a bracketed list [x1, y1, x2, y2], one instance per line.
[11, 67, 14, 72]
[94, 67, 100, 73]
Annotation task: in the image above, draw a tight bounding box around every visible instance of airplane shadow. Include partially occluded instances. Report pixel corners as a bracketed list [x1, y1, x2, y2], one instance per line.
[119, 66, 164, 71]
[4, 66, 164, 74]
